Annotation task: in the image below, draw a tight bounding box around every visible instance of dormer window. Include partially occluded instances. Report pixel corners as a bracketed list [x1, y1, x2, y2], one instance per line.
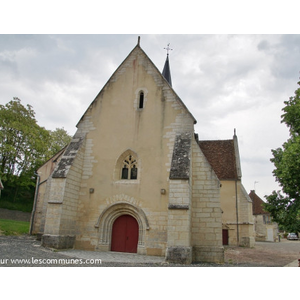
[139, 91, 144, 109]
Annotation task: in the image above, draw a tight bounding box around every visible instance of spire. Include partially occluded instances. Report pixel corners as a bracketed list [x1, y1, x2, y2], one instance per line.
[162, 43, 172, 86]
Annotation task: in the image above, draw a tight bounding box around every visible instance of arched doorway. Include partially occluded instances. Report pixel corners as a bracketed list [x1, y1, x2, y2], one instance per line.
[111, 215, 139, 253]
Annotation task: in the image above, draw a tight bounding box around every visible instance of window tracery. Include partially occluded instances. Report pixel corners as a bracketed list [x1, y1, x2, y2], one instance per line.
[121, 154, 138, 180]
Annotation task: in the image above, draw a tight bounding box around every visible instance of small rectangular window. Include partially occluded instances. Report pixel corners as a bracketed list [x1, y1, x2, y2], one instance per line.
[139, 92, 144, 109]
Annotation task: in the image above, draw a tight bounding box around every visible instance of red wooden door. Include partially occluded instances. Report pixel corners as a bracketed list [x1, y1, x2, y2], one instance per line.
[111, 215, 139, 253]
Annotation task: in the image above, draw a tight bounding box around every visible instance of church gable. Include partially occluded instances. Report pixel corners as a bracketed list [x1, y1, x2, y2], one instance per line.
[70, 40, 198, 189]
[77, 40, 196, 131]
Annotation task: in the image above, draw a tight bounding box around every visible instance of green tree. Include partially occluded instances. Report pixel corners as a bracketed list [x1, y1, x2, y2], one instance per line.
[47, 127, 72, 157]
[264, 80, 300, 233]
[0, 98, 50, 187]
[0, 98, 71, 206]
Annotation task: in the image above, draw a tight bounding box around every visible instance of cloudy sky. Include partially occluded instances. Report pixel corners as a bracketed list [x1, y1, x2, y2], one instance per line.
[1, 32, 299, 200]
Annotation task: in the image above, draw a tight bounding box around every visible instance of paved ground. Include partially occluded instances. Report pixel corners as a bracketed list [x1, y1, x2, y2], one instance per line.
[224, 239, 300, 267]
[1, 209, 298, 267]
[0, 235, 299, 267]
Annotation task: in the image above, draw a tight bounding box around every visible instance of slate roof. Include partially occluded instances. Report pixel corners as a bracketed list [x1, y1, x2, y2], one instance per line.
[37, 146, 66, 171]
[170, 132, 192, 179]
[249, 190, 269, 215]
[162, 54, 172, 86]
[198, 139, 238, 180]
[52, 132, 86, 178]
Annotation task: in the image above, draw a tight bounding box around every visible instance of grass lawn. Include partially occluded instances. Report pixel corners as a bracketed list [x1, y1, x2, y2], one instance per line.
[0, 219, 30, 236]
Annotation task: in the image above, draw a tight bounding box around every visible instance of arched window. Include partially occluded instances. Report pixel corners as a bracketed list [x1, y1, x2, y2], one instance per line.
[121, 154, 138, 180]
[139, 91, 144, 109]
[114, 150, 139, 182]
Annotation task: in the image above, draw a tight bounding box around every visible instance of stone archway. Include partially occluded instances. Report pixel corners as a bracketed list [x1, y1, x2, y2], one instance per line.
[95, 202, 149, 254]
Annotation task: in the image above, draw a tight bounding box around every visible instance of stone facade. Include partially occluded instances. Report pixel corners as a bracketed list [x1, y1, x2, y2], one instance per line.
[31, 39, 225, 264]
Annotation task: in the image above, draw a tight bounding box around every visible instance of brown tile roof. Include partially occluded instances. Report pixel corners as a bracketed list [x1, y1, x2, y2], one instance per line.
[249, 190, 269, 215]
[198, 140, 238, 180]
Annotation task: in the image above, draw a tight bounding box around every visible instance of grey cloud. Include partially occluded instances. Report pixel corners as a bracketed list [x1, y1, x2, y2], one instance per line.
[0, 34, 297, 199]
[257, 34, 300, 80]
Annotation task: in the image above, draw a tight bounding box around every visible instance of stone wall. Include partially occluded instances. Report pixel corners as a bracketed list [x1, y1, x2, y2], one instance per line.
[191, 138, 224, 263]
[31, 149, 65, 235]
[166, 132, 192, 264]
[41, 134, 86, 249]
[222, 182, 255, 247]
[0, 208, 31, 222]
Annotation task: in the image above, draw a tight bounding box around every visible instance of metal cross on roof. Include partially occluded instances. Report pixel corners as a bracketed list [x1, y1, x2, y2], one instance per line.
[164, 43, 173, 55]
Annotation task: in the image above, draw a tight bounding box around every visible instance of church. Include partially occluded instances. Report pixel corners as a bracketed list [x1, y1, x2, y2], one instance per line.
[30, 37, 240, 264]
